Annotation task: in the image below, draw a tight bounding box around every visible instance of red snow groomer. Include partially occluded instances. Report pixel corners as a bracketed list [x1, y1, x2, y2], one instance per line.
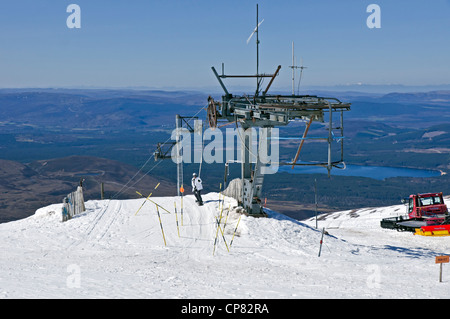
[381, 192, 449, 235]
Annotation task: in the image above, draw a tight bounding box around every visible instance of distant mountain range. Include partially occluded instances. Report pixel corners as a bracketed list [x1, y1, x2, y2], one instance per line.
[0, 89, 207, 131]
[0, 88, 449, 223]
[1, 88, 449, 130]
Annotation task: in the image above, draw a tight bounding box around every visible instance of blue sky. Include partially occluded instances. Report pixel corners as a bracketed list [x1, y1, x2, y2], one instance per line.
[1, 0, 450, 91]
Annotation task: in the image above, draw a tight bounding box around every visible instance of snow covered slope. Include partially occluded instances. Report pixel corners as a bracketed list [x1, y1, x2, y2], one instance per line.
[0, 193, 449, 298]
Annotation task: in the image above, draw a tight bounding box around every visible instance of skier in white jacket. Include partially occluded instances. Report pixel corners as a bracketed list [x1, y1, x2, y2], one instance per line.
[191, 173, 203, 206]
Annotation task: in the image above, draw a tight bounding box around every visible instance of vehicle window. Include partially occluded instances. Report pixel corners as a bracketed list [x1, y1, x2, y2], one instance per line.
[420, 197, 433, 206]
[419, 196, 442, 206]
[409, 198, 414, 213]
[433, 196, 442, 204]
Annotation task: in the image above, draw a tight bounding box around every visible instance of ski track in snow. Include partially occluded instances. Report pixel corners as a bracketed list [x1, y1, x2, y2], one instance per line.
[0, 194, 449, 298]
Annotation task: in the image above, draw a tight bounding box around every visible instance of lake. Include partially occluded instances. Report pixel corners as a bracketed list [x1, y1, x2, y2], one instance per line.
[277, 164, 442, 180]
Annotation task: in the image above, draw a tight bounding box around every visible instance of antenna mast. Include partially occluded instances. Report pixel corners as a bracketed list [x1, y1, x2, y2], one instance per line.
[256, 4, 260, 95]
[246, 4, 264, 95]
[291, 41, 296, 95]
[289, 41, 307, 95]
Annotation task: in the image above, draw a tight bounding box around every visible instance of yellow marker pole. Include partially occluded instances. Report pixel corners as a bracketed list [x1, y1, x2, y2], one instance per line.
[174, 202, 180, 238]
[180, 185, 184, 226]
[216, 215, 230, 252]
[213, 198, 224, 255]
[218, 183, 222, 213]
[135, 191, 152, 216]
[134, 182, 160, 216]
[181, 195, 184, 226]
[230, 215, 242, 248]
[136, 191, 171, 215]
[156, 205, 167, 246]
[223, 204, 231, 232]
[146, 198, 171, 214]
[213, 214, 222, 256]
[213, 195, 229, 255]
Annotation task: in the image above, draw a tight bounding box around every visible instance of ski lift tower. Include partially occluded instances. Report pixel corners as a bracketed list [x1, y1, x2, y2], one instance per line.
[207, 4, 351, 215]
[154, 114, 200, 196]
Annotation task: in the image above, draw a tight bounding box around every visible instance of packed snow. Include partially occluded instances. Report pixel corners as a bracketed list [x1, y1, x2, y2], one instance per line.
[0, 193, 449, 299]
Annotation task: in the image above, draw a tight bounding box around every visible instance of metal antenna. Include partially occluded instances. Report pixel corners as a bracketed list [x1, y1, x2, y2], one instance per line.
[256, 3, 259, 91]
[289, 41, 298, 95]
[247, 4, 264, 96]
[289, 41, 307, 95]
[297, 57, 307, 95]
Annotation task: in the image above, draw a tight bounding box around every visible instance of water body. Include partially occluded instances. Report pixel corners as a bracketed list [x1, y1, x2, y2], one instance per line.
[277, 164, 441, 180]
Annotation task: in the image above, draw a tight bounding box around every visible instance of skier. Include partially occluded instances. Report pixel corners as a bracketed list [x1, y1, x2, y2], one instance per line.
[191, 172, 203, 206]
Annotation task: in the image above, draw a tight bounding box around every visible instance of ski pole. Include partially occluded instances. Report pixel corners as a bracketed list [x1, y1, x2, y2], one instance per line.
[174, 202, 180, 238]
[156, 205, 167, 246]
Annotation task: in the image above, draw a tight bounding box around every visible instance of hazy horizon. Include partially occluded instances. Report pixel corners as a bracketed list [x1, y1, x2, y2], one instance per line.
[1, 1, 450, 91]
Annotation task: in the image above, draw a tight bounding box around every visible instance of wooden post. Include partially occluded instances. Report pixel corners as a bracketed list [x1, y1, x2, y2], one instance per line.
[101, 182, 104, 200]
[436, 255, 449, 282]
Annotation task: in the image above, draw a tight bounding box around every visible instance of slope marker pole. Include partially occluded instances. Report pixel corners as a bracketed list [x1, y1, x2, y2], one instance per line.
[147, 199, 172, 214]
[213, 218, 220, 256]
[213, 195, 225, 255]
[180, 185, 184, 226]
[217, 216, 230, 253]
[230, 215, 242, 248]
[318, 227, 325, 257]
[223, 204, 231, 232]
[174, 202, 180, 238]
[218, 183, 222, 213]
[155, 205, 167, 246]
[136, 191, 171, 214]
[215, 213, 230, 252]
[213, 196, 230, 255]
[134, 182, 160, 216]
